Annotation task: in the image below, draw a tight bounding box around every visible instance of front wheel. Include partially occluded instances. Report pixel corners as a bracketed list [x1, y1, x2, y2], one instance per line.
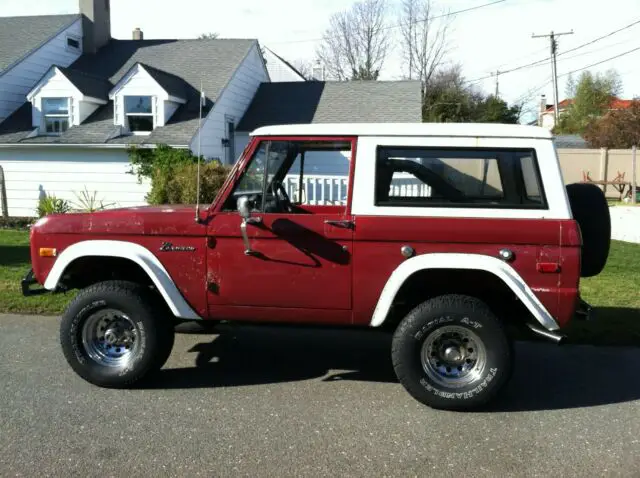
[60, 281, 175, 388]
[392, 295, 512, 410]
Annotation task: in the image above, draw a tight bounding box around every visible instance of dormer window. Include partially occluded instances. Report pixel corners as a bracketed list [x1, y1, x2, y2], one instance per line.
[42, 98, 70, 134]
[125, 95, 154, 134]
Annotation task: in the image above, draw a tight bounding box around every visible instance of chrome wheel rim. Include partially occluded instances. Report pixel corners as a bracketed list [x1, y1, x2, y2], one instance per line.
[81, 309, 140, 368]
[421, 325, 487, 388]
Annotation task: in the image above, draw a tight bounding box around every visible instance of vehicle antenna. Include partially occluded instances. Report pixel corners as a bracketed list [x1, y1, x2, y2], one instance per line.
[195, 80, 204, 223]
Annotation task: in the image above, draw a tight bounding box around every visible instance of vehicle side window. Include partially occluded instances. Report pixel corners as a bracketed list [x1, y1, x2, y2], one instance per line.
[286, 147, 351, 205]
[224, 139, 352, 212]
[375, 147, 546, 209]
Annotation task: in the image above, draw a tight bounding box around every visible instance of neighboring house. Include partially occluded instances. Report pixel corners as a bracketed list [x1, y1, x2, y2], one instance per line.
[0, 0, 422, 217]
[538, 94, 635, 130]
[235, 80, 421, 205]
[0, 0, 270, 216]
[235, 80, 422, 158]
[262, 47, 306, 82]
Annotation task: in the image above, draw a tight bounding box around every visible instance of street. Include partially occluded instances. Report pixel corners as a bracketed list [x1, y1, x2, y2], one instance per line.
[1, 314, 640, 477]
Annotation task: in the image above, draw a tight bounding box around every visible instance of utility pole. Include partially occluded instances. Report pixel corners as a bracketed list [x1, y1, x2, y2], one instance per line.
[532, 30, 573, 125]
[493, 70, 500, 97]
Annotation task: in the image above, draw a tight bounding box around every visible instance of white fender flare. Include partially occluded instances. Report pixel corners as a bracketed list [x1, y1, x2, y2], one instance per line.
[44, 240, 200, 320]
[370, 253, 560, 331]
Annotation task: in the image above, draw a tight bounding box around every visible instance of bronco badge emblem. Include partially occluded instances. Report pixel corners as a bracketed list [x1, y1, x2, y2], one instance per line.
[159, 242, 195, 252]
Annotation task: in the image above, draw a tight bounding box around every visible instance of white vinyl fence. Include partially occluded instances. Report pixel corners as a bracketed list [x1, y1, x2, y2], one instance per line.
[283, 174, 431, 205]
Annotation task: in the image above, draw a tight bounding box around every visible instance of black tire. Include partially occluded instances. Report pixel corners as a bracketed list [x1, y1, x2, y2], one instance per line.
[391, 295, 512, 411]
[566, 183, 611, 277]
[60, 280, 175, 388]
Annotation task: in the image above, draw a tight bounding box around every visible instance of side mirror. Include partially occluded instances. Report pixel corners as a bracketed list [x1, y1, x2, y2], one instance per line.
[237, 196, 251, 220]
[237, 196, 260, 256]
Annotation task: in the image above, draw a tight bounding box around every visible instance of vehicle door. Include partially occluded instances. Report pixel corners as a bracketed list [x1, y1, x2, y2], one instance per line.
[206, 137, 356, 324]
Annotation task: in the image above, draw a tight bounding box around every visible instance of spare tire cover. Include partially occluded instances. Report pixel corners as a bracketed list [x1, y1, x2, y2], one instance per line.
[565, 183, 611, 277]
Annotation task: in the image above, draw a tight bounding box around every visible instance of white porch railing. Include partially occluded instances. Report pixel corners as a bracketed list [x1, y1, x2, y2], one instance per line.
[283, 174, 431, 205]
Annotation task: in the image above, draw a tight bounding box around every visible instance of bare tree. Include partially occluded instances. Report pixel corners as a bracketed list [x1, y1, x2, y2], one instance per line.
[292, 60, 312, 80]
[198, 32, 219, 39]
[399, 0, 450, 95]
[316, 0, 390, 80]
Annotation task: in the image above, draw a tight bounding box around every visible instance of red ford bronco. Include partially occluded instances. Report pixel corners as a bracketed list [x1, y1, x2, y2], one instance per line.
[23, 123, 610, 410]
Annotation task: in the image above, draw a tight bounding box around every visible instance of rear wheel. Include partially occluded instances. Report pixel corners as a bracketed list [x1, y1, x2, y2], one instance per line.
[60, 281, 175, 388]
[391, 295, 512, 410]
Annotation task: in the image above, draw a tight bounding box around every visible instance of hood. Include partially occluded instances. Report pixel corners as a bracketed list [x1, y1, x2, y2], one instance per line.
[32, 204, 208, 236]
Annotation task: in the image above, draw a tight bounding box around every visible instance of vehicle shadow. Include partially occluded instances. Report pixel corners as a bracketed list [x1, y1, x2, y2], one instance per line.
[146, 326, 397, 389]
[147, 320, 640, 411]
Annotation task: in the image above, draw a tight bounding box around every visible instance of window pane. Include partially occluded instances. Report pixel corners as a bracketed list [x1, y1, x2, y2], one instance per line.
[44, 117, 69, 134]
[128, 116, 154, 132]
[286, 144, 351, 205]
[235, 143, 266, 193]
[227, 140, 352, 211]
[375, 147, 545, 209]
[43, 98, 68, 115]
[67, 37, 80, 49]
[125, 96, 152, 114]
[518, 153, 543, 203]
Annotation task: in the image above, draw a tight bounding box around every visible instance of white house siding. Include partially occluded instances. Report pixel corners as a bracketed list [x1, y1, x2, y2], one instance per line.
[0, 147, 149, 217]
[234, 132, 250, 159]
[163, 100, 180, 125]
[191, 44, 268, 163]
[78, 100, 100, 124]
[263, 49, 304, 82]
[0, 19, 82, 123]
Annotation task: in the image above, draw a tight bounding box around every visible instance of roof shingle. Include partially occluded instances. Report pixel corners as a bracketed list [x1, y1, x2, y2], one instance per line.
[0, 14, 79, 73]
[58, 67, 113, 100]
[237, 81, 422, 131]
[0, 38, 256, 145]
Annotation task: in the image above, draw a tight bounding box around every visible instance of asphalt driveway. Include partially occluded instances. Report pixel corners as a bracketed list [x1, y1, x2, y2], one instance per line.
[1, 314, 640, 477]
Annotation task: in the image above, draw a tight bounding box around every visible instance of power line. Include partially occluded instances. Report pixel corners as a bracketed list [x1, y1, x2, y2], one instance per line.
[467, 18, 640, 84]
[559, 19, 640, 58]
[558, 45, 640, 78]
[267, 0, 506, 45]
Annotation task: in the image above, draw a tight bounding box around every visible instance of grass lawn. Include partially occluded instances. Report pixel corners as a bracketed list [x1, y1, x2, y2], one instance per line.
[0, 229, 74, 315]
[0, 229, 638, 345]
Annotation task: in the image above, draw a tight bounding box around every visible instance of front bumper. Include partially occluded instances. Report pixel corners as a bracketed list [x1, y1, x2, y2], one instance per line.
[21, 269, 48, 296]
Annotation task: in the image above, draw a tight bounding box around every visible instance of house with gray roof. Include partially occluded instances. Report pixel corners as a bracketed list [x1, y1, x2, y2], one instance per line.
[0, 0, 421, 216]
[235, 80, 422, 152]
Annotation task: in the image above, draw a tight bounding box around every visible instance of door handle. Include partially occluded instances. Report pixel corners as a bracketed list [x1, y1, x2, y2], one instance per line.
[324, 219, 354, 229]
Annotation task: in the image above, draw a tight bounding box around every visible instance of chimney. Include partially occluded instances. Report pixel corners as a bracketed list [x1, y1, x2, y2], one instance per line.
[311, 60, 325, 81]
[539, 94, 547, 114]
[538, 94, 547, 126]
[132, 27, 143, 40]
[79, 0, 111, 54]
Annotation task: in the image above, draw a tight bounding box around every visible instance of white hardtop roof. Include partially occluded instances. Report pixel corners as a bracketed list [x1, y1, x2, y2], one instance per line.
[251, 123, 553, 139]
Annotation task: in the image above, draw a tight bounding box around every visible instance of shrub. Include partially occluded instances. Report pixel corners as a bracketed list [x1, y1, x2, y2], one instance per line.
[160, 162, 230, 204]
[128, 144, 230, 205]
[37, 194, 70, 218]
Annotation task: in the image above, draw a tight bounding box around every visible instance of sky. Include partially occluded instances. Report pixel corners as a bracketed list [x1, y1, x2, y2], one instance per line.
[2, 0, 640, 123]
